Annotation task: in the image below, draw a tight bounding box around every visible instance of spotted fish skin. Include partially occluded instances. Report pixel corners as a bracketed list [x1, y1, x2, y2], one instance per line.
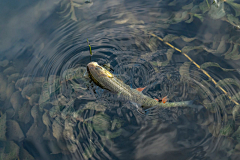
[87, 62, 195, 110]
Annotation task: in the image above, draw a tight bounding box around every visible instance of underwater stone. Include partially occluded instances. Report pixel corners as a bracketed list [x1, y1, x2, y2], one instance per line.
[43, 127, 54, 140]
[42, 111, 55, 139]
[5, 108, 15, 119]
[33, 77, 45, 83]
[2, 141, 20, 160]
[6, 83, 15, 100]
[21, 83, 42, 99]
[15, 77, 31, 90]
[0, 73, 7, 101]
[3, 66, 17, 75]
[220, 120, 235, 136]
[42, 110, 51, 128]
[84, 102, 106, 112]
[92, 114, 111, 136]
[7, 73, 19, 83]
[26, 121, 45, 140]
[52, 119, 64, 141]
[6, 120, 24, 142]
[27, 94, 40, 106]
[208, 123, 221, 137]
[67, 143, 78, 153]
[0, 113, 6, 141]
[31, 104, 40, 122]
[10, 91, 23, 111]
[232, 126, 240, 143]
[19, 147, 34, 160]
[208, 2, 225, 19]
[235, 143, 240, 151]
[49, 105, 60, 118]
[0, 60, 9, 67]
[47, 140, 62, 154]
[63, 120, 76, 142]
[18, 101, 32, 124]
[56, 139, 69, 154]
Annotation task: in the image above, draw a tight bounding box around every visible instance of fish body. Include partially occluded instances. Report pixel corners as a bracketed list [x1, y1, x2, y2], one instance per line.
[87, 62, 198, 111]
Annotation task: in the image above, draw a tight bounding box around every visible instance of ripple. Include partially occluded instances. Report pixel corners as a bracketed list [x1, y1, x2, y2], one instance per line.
[2, 0, 240, 159]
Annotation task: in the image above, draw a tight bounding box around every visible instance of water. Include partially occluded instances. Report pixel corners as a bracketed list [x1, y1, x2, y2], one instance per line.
[1, 0, 240, 159]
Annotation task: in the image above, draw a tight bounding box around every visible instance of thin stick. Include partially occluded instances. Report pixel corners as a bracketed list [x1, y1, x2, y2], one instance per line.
[149, 32, 239, 106]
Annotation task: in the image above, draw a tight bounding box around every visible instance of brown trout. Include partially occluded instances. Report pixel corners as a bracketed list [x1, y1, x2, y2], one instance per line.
[87, 62, 201, 112]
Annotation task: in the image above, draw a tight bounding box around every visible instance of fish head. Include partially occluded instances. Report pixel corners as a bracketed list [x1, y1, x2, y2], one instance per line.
[87, 62, 113, 78]
[87, 62, 114, 89]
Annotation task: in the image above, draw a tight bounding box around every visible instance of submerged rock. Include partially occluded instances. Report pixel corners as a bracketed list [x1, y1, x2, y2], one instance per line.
[47, 140, 62, 154]
[18, 101, 32, 124]
[52, 118, 64, 141]
[208, 123, 221, 137]
[92, 113, 111, 136]
[15, 77, 31, 90]
[66, 143, 78, 153]
[1, 141, 20, 160]
[0, 60, 9, 67]
[31, 105, 41, 122]
[220, 120, 235, 136]
[6, 83, 15, 100]
[19, 147, 34, 160]
[3, 66, 17, 75]
[0, 113, 6, 141]
[21, 83, 42, 99]
[26, 121, 45, 140]
[42, 111, 54, 140]
[83, 102, 107, 112]
[7, 73, 20, 83]
[232, 126, 240, 143]
[63, 120, 76, 142]
[26, 94, 40, 106]
[10, 91, 23, 111]
[0, 73, 7, 101]
[5, 108, 15, 119]
[43, 128, 54, 140]
[6, 120, 24, 142]
[49, 105, 61, 119]
[42, 111, 51, 128]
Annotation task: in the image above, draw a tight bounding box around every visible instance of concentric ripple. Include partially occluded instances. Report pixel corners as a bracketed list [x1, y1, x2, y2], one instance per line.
[1, 0, 240, 159]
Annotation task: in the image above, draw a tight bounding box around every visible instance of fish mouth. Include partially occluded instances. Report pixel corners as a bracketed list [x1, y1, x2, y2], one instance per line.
[87, 61, 113, 78]
[87, 62, 98, 72]
[87, 62, 98, 68]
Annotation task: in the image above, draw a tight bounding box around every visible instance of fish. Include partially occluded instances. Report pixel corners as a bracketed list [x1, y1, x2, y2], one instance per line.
[87, 62, 201, 113]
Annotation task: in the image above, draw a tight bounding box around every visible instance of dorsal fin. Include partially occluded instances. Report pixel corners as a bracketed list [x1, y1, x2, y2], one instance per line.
[136, 87, 146, 92]
[102, 63, 114, 71]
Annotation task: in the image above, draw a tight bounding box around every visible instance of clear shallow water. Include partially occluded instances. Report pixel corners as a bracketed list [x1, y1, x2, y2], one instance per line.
[1, 0, 240, 159]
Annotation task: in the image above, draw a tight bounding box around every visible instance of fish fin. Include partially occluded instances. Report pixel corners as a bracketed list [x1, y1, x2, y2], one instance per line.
[155, 96, 168, 103]
[155, 98, 162, 102]
[102, 63, 114, 71]
[131, 102, 146, 114]
[83, 70, 90, 79]
[137, 109, 146, 114]
[162, 96, 168, 103]
[136, 86, 146, 92]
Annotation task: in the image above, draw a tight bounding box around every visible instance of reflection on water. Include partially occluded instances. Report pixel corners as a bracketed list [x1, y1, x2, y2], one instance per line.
[1, 0, 240, 159]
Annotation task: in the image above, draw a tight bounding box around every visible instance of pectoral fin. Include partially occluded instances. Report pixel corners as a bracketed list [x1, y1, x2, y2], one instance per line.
[103, 63, 114, 71]
[131, 102, 146, 114]
[136, 86, 146, 92]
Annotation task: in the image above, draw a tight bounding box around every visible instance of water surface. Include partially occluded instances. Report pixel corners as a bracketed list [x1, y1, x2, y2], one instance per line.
[1, 0, 240, 159]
